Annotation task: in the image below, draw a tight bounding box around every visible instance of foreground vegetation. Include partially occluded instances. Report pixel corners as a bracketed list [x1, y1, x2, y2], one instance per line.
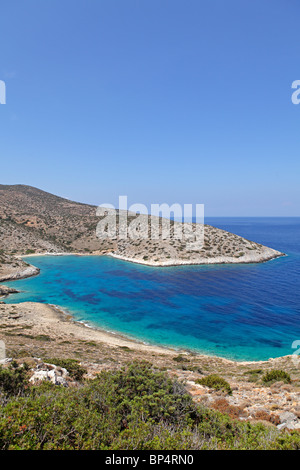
[0, 360, 299, 450]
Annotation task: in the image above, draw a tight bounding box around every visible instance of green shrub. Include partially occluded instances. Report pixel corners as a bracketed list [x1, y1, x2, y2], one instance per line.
[25, 249, 35, 255]
[244, 369, 263, 375]
[262, 369, 291, 385]
[0, 361, 300, 450]
[195, 374, 232, 395]
[0, 362, 29, 398]
[173, 355, 188, 363]
[243, 369, 263, 382]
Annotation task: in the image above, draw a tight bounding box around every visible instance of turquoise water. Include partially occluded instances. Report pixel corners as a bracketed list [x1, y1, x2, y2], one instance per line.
[5, 217, 300, 361]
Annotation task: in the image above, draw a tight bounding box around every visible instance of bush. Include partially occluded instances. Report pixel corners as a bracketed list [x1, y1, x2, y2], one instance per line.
[211, 398, 244, 419]
[0, 361, 300, 450]
[262, 369, 291, 385]
[0, 361, 195, 450]
[173, 355, 188, 363]
[254, 410, 280, 426]
[244, 369, 263, 376]
[243, 369, 263, 383]
[0, 362, 29, 398]
[195, 374, 232, 395]
[25, 249, 35, 255]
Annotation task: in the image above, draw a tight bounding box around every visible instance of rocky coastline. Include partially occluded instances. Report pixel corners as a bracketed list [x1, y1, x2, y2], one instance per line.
[0, 265, 40, 283]
[109, 245, 284, 267]
[0, 285, 19, 298]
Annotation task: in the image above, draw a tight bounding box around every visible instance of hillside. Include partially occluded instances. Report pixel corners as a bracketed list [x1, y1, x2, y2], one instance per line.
[0, 184, 284, 280]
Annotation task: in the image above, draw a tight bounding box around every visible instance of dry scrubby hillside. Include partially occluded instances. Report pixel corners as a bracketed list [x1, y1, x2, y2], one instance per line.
[0, 184, 111, 254]
[0, 184, 283, 278]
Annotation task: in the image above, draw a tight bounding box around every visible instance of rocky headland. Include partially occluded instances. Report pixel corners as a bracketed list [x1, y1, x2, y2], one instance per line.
[0, 185, 284, 280]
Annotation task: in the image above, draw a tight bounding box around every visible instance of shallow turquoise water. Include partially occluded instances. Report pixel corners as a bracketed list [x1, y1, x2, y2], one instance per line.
[5, 217, 300, 361]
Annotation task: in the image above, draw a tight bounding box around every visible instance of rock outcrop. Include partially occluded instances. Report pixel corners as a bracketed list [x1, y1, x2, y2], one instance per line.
[0, 265, 40, 283]
[278, 411, 300, 430]
[29, 362, 74, 387]
[0, 285, 19, 297]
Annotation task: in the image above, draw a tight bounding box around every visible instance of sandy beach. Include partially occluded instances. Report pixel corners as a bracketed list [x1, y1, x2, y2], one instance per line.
[28, 301, 178, 355]
[0, 299, 180, 365]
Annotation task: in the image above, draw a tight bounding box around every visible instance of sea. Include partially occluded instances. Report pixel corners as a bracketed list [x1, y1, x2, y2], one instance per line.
[5, 217, 300, 362]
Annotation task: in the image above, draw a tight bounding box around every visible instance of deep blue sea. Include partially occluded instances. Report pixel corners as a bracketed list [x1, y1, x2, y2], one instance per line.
[5, 217, 300, 362]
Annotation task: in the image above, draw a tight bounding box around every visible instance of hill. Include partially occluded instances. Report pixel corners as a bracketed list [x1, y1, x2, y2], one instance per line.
[0, 184, 284, 280]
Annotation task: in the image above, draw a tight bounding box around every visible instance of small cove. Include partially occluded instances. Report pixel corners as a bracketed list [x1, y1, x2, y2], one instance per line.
[5, 217, 300, 362]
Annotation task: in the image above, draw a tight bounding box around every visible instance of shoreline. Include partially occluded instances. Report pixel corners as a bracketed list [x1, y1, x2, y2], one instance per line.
[18, 247, 285, 268]
[0, 249, 288, 366]
[108, 250, 285, 267]
[2, 299, 293, 366]
[48, 302, 294, 365]
[2, 290, 293, 367]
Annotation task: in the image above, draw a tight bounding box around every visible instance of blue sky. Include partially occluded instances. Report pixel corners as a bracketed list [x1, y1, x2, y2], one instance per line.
[0, 0, 299, 216]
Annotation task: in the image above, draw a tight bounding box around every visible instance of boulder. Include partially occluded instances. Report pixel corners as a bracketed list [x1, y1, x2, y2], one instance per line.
[29, 362, 70, 386]
[277, 411, 299, 430]
[0, 285, 19, 297]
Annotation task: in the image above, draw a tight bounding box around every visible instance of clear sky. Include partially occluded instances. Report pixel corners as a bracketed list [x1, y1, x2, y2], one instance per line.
[0, 0, 299, 216]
